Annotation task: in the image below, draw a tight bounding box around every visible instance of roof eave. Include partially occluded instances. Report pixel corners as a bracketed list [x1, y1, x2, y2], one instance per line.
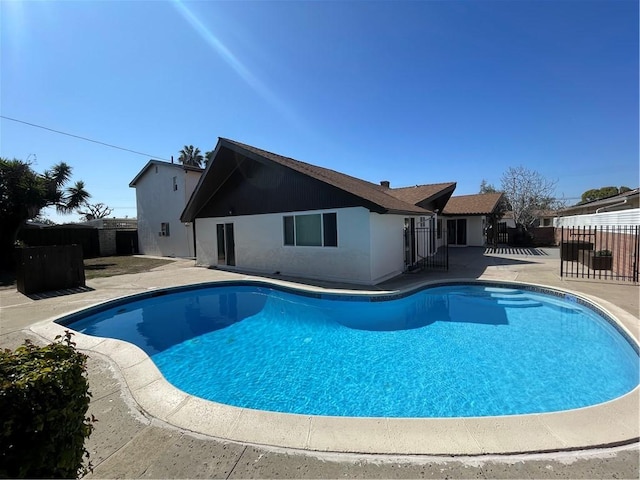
[385, 208, 434, 216]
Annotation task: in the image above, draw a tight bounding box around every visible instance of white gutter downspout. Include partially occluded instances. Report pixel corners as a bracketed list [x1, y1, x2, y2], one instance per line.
[595, 198, 627, 213]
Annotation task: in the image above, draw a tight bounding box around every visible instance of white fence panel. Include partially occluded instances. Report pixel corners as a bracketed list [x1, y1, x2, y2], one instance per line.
[554, 208, 640, 228]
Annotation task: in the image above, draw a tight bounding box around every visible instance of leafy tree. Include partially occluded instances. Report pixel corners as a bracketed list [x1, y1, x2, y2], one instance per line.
[580, 186, 631, 203]
[479, 179, 499, 194]
[77, 202, 113, 221]
[500, 166, 558, 230]
[0, 158, 89, 268]
[178, 145, 204, 167]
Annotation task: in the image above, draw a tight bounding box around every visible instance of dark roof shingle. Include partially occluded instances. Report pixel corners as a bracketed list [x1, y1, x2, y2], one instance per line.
[220, 139, 431, 215]
[386, 182, 456, 206]
[442, 193, 504, 215]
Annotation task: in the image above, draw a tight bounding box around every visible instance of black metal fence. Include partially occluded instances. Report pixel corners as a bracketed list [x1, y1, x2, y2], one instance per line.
[559, 225, 639, 282]
[407, 226, 448, 271]
[497, 222, 509, 244]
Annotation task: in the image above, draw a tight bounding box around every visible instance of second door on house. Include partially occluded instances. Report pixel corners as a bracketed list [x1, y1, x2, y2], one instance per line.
[447, 219, 467, 246]
[216, 223, 235, 266]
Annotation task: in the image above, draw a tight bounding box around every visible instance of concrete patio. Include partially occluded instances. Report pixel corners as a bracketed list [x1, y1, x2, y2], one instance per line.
[1, 247, 638, 478]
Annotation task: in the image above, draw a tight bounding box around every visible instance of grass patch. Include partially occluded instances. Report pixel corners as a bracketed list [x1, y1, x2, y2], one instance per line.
[0, 256, 176, 287]
[83, 256, 174, 279]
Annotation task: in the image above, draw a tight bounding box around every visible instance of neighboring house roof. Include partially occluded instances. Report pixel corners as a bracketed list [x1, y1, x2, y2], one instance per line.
[386, 182, 457, 212]
[557, 188, 639, 216]
[534, 209, 557, 218]
[81, 218, 138, 230]
[442, 193, 504, 216]
[182, 138, 453, 221]
[129, 159, 203, 187]
[502, 209, 556, 220]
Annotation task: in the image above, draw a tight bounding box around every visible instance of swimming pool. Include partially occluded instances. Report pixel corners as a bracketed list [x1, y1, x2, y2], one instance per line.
[59, 281, 639, 418]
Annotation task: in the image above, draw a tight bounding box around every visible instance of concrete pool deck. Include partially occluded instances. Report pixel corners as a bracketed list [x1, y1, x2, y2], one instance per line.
[1, 247, 639, 478]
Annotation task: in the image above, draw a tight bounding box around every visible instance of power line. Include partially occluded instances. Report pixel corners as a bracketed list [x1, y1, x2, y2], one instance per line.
[1, 115, 171, 161]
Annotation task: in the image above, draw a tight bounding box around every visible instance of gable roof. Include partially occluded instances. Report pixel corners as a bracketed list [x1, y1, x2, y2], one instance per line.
[386, 182, 456, 205]
[442, 192, 504, 216]
[182, 138, 450, 221]
[129, 160, 203, 187]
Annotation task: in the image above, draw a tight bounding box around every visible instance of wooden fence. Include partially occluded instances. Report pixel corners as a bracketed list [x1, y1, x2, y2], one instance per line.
[16, 245, 86, 294]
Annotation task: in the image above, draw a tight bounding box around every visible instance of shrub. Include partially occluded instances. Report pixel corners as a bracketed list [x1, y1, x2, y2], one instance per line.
[0, 331, 95, 478]
[594, 249, 613, 257]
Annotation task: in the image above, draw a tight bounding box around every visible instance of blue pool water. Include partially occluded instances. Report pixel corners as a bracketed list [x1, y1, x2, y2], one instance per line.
[62, 283, 639, 418]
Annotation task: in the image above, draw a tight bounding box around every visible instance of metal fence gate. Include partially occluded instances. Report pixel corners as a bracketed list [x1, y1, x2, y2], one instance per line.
[559, 225, 639, 282]
[405, 226, 448, 271]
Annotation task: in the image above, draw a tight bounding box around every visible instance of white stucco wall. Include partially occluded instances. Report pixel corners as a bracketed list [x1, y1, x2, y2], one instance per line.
[465, 216, 485, 246]
[443, 215, 486, 246]
[134, 163, 201, 257]
[184, 170, 202, 205]
[195, 207, 375, 284]
[369, 213, 406, 283]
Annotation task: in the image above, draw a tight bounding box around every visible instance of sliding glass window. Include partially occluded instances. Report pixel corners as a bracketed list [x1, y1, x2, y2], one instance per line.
[283, 213, 337, 247]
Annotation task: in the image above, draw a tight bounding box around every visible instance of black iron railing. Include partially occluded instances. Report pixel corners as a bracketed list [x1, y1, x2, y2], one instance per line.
[560, 225, 639, 283]
[406, 226, 448, 271]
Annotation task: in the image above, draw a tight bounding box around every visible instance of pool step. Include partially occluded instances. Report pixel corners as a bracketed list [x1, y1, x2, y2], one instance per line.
[489, 291, 543, 308]
[483, 287, 522, 295]
[453, 290, 544, 308]
[453, 288, 584, 311]
[495, 298, 543, 308]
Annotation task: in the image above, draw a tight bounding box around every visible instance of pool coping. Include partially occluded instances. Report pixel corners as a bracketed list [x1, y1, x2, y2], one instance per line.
[30, 278, 640, 456]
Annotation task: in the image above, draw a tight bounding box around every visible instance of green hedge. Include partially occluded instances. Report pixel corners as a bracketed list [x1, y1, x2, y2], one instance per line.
[0, 332, 95, 478]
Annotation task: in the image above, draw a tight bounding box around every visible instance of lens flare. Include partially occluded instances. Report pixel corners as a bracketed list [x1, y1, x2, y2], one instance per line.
[171, 0, 297, 124]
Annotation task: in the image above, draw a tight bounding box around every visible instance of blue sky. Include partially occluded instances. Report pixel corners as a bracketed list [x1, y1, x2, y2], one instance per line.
[1, 0, 638, 223]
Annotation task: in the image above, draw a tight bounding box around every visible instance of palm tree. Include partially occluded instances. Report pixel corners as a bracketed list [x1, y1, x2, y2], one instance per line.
[178, 145, 204, 167]
[42, 163, 90, 213]
[0, 158, 91, 268]
[61, 180, 90, 214]
[204, 149, 215, 167]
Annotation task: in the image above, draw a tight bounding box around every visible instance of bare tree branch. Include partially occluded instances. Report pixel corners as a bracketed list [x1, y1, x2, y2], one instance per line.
[500, 166, 558, 229]
[77, 202, 113, 221]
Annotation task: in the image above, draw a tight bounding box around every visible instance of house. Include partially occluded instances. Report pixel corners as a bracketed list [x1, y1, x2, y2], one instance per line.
[129, 160, 203, 258]
[500, 209, 557, 228]
[441, 193, 505, 246]
[554, 189, 639, 227]
[80, 218, 138, 230]
[78, 217, 138, 256]
[180, 138, 455, 285]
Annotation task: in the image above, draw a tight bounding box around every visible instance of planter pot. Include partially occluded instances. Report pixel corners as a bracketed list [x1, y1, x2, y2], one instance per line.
[578, 250, 613, 270]
[588, 254, 613, 270]
[579, 251, 613, 270]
